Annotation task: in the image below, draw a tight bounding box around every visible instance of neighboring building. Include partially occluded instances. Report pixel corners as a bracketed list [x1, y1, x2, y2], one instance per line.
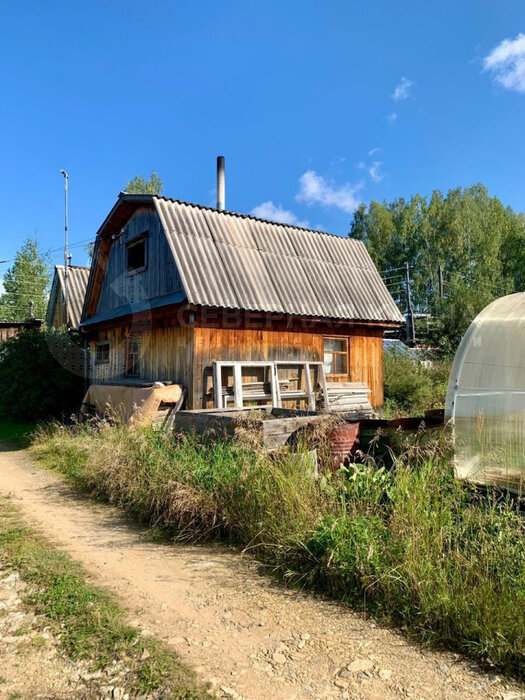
[0, 319, 42, 347]
[46, 265, 90, 330]
[80, 193, 403, 409]
[383, 338, 420, 361]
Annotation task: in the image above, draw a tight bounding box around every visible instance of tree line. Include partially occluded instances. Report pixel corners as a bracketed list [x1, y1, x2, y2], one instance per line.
[349, 183, 525, 353]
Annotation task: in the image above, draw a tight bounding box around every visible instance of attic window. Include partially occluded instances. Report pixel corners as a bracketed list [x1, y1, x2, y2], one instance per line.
[127, 234, 147, 273]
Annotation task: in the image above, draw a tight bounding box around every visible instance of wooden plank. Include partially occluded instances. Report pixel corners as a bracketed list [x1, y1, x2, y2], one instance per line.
[233, 363, 243, 408]
[304, 363, 315, 410]
[213, 361, 222, 409]
[272, 363, 281, 408]
[318, 363, 330, 410]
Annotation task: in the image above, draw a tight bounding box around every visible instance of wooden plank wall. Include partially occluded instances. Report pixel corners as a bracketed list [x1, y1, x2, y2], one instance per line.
[0, 322, 43, 347]
[90, 318, 195, 406]
[193, 322, 385, 408]
[96, 208, 183, 315]
[50, 295, 67, 328]
[88, 314, 385, 410]
[0, 327, 23, 346]
[349, 327, 384, 407]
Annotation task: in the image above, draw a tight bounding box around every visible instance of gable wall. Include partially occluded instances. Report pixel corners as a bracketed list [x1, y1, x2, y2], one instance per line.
[50, 298, 67, 328]
[96, 207, 183, 315]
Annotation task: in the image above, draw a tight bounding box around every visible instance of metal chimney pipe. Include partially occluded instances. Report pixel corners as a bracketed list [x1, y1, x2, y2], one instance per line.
[216, 156, 225, 210]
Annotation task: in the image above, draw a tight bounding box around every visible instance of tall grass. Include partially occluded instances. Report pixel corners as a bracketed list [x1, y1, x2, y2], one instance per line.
[32, 421, 525, 678]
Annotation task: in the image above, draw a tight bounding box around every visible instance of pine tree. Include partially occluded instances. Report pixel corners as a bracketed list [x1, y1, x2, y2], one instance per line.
[0, 238, 51, 321]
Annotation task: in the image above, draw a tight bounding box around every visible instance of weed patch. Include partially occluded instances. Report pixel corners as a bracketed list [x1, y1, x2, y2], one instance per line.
[31, 422, 525, 680]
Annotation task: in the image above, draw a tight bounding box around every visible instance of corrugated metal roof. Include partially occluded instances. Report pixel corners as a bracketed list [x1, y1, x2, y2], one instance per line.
[154, 197, 403, 324]
[54, 265, 90, 329]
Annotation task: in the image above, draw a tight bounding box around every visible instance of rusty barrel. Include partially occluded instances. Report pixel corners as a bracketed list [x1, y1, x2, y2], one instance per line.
[328, 422, 360, 471]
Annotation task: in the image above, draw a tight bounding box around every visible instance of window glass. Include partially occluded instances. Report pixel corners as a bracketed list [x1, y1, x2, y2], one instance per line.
[125, 337, 141, 377]
[95, 342, 109, 365]
[323, 337, 348, 376]
[324, 338, 345, 353]
[323, 352, 335, 374]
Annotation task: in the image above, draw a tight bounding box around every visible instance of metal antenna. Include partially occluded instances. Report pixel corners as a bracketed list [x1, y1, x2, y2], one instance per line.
[59, 170, 69, 326]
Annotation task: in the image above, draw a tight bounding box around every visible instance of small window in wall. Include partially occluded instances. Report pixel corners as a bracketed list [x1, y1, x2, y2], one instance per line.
[95, 341, 110, 365]
[125, 337, 141, 378]
[126, 234, 147, 273]
[323, 337, 348, 376]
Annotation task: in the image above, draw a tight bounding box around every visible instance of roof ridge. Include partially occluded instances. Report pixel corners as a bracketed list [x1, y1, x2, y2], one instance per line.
[123, 192, 359, 243]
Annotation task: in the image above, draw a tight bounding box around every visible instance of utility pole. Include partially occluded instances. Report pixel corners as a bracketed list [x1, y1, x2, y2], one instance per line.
[438, 264, 444, 299]
[405, 261, 416, 345]
[60, 170, 69, 326]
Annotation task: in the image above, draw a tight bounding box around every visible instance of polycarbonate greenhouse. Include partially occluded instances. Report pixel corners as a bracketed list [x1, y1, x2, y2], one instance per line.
[445, 292, 525, 493]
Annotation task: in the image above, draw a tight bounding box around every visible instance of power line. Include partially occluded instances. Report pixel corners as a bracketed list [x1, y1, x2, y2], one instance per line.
[0, 237, 94, 265]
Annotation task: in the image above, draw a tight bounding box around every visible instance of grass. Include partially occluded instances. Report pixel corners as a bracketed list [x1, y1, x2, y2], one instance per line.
[0, 496, 211, 699]
[31, 421, 525, 681]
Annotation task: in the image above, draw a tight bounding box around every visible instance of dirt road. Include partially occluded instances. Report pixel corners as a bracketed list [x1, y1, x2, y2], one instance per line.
[0, 446, 522, 700]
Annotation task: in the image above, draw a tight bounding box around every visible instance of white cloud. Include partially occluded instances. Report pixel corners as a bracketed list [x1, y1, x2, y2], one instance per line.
[387, 112, 398, 123]
[296, 170, 362, 214]
[391, 76, 414, 101]
[358, 160, 385, 183]
[368, 162, 385, 183]
[483, 33, 525, 93]
[251, 201, 309, 228]
[368, 147, 381, 156]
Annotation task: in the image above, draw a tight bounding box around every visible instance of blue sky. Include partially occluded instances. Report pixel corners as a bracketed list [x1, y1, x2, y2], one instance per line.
[1, 0, 525, 274]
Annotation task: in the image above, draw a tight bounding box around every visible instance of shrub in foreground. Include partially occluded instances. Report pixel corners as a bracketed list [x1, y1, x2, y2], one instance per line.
[0, 327, 85, 421]
[383, 351, 450, 417]
[32, 422, 525, 678]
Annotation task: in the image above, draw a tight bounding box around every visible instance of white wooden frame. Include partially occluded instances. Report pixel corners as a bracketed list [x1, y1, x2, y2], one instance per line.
[212, 360, 330, 411]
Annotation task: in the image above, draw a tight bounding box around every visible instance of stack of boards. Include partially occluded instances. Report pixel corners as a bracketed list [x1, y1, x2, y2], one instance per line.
[325, 382, 374, 416]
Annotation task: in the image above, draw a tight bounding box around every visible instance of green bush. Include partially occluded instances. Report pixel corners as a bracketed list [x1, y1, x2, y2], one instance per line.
[0, 327, 85, 421]
[383, 351, 450, 417]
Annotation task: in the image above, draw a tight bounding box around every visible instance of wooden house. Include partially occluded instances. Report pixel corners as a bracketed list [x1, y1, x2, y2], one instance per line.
[0, 319, 42, 347]
[46, 265, 90, 330]
[80, 193, 403, 410]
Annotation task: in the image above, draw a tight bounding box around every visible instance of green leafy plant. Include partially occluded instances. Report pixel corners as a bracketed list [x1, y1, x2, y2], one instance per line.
[0, 327, 85, 421]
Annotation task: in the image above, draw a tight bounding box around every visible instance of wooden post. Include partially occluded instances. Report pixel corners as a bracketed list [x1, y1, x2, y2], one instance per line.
[233, 364, 243, 409]
[272, 363, 282, 408]
[213, 361, 223, 409]
[304, 363, 315, 410]
[318, 363, 330, 410]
